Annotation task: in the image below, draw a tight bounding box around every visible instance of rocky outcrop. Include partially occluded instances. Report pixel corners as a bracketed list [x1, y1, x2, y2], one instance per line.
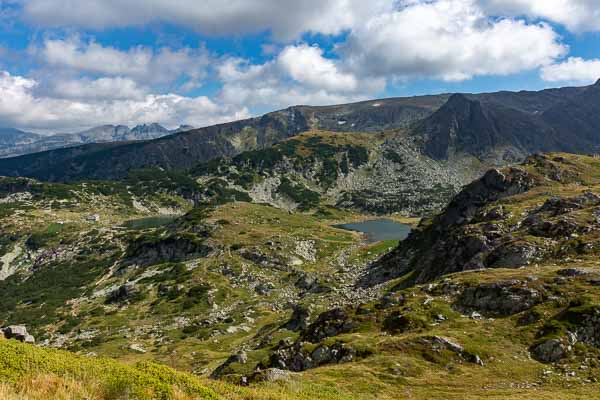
[419, 336, 484, 366]
[125, 233, 213, 267]
[454, 281, 544, 317]
[362, 155, 600, 288]
[1, 325, 35, 344]
[268, 341, 355, 372]
[361, 166, 537, 287]
[295, 273, 331, 294]
[531, 338, 570, 363]
[282, 305, 310, 332]
[531, 303, 600, 363]
[301, 308, 358, 343]
[210, 351, 248, 379]
[105, 284, 141, 304]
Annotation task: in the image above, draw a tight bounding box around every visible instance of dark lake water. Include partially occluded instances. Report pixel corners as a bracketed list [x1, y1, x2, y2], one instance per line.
[334, 219, 411, 243]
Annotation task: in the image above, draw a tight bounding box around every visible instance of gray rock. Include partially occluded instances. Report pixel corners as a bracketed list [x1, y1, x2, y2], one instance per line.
[210, 350, 249, 379]
[557, 268, 590, 277]
[1, 325, 35, 344]
[301, 308, 358, 343]
[455, 281, 543, 317]
[420, 336, 484, 365]
[254, 282, 275, 295]
[252, 368, 293, 383]
[531, 339, 567, 363]
[268, 341, 355, 372]
[106, 284, 140, 304]
[311, 346, 332, 364]
[282, 305, 310, 332]
[486, 242, 540, 268]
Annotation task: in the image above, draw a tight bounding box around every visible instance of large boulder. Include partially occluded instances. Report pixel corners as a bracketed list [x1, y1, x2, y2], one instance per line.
[269, 341, 355, 372]
[1, 325, 35, 344]
[301, 308, 358, 343]
[531, 338, 569, 363]
[485, 242, 541, 268]
[282, 305, 310, 332]
[251, 368, 293, 383]
[454, 281, 544, 317]
[105, 284, 141, 304]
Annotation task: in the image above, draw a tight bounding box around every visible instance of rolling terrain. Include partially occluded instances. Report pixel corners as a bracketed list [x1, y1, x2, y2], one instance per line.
[1, 153, 600, 399]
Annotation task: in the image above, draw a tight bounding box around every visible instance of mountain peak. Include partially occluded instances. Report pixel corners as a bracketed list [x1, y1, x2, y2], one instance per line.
[131, 123, 169, 134]
[416, 93, 493, 160]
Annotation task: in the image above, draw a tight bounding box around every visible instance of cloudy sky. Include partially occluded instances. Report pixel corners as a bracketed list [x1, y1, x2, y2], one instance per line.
[1, 0, 600, 133]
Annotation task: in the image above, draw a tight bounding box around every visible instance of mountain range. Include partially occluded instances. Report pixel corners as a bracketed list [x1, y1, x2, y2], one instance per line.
[2, 81, 599, 217]
[0, 123, 194, 158]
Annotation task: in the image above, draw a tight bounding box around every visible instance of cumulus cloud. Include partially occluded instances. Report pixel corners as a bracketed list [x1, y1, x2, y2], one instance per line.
[2, 0, 585, 133]
[0, 70, 248, 132]
[218, 44, 385, 110]
[541, 57, 600, 84]
[481, 0, 600, 33]
[39, 37, 209, 85]
[21, 0, 392, 40]
[50, 77, 147, 100]
[341, 0, 567, 81]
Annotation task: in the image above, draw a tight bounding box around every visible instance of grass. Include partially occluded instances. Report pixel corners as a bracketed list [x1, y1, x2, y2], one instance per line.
[0, 339, 219, 399]
[7, 336, 594, 400]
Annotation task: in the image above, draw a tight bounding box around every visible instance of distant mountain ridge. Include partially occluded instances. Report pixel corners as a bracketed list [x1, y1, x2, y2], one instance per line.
[1, 81, 600, 217]
[0, 96, 447, 181]
[0, 123, 193, 158]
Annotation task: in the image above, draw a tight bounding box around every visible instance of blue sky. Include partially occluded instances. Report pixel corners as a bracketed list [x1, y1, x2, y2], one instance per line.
[1, 0, 600, 132]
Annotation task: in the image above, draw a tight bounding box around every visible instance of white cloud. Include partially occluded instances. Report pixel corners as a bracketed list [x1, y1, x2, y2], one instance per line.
[4, 0, 585, 134]
[481, 0, 600, 33]
[277, 45, 359, 93]
[50, 77, 147, 100]
[40, 37, 209, 85]
[22, 0, 392, 40]
[341, 0, 567, 81]
[217, 44, 385, 110]
[0, 70, 249, 132]
[541, 57, 600, 84]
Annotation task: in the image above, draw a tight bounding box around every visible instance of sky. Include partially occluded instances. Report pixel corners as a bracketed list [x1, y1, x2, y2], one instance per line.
[1, 0, 600, 133]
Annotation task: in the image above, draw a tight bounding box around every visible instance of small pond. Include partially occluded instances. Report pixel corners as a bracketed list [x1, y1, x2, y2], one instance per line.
[122, 215, 177, 230]
[334, 219, 411, 243]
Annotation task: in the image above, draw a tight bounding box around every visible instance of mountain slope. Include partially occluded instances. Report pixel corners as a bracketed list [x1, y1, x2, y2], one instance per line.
[194, 130, 465, 215]
[3, 154, 600, 399]
[361, 153, 600, 287]
[0, 96, 452, 181]
[0, 339, 219, 399]
[414, 81, 600, 164]
[0, 129, 43, 157]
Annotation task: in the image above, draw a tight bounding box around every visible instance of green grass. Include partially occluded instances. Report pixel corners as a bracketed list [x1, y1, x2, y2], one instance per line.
[0, 339, 219, 399]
